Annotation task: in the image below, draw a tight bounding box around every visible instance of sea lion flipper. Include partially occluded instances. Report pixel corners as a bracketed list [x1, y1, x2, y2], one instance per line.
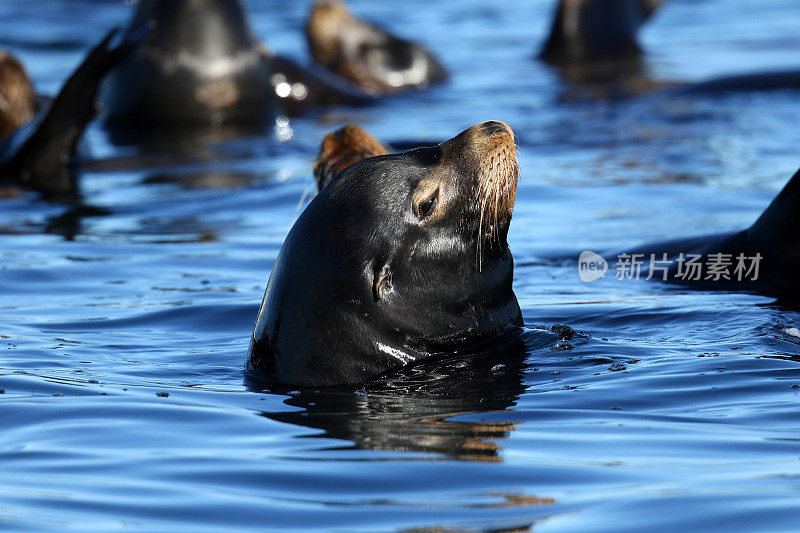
[0, 26, 144, 196]
[744, 167, 800, 253]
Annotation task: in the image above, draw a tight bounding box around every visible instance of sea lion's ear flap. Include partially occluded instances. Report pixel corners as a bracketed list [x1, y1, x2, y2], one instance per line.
[373, 264, 393, 301]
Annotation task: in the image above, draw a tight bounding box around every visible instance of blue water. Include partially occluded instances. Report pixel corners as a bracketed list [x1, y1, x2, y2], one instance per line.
[2, 0, 800, 531]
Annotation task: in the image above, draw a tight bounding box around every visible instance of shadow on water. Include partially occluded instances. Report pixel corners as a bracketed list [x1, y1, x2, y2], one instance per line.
[250, 329, 556, 462]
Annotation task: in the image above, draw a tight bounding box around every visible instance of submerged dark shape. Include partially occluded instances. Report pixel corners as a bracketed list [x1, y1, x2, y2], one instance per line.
[305, 0, 448, 95]
[248, 121, 522, 386]
[100, 0, 372, 142]
[682, 69, 800, 95]
[620, 167, 800, 298]
[0, 28, 138, 198]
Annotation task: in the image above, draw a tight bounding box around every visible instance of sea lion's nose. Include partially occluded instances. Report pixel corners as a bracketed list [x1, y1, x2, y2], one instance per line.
[480, 121, 512, 137]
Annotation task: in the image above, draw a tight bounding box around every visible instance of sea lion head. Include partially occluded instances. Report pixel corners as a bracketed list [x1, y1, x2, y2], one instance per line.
[101, 0, 274, 129]
[313, 123, 390, 191]
[247, 121, 523, 386]
[305, 1, 351, 67]
[0, 52, 35, 140]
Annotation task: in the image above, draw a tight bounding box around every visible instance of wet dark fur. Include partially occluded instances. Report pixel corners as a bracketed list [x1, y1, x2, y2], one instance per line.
[101, 0, 374, 138]
[100, 0, 275, 131]
[248, 122, 521, 386]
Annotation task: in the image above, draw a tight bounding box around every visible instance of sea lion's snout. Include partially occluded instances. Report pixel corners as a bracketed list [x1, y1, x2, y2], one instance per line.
[442, 121, 518, 245]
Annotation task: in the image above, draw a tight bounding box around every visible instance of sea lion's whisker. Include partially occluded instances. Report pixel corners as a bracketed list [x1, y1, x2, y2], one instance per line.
[295, 182, 315, 216]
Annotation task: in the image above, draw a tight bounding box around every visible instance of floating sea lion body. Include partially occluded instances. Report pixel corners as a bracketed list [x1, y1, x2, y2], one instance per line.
[100, 0, 372, 140]
[264, 53, 374, 115]
[248, 121, 521, 386]
[306, 0, 448, 95]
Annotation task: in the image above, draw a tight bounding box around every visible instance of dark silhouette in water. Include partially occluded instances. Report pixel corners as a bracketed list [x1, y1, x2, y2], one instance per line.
[539, 0, 662, 65]
[100, 0, 275, 134]
[0, 28, 141, 199]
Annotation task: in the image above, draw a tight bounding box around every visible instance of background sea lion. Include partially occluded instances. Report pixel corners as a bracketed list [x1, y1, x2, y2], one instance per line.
[305, 0, 448, 95]
[539, 0, 663, 65]
[0, 29, 140, 198]
[100, 0, 275, 132]
[312, 124, 441, 190]
[248, 121, 522, 386]
[540, 0, 800, 94]
[313, 123, 390, 190]
[0, 52, 36, 141]
[101, 0, 373, 140]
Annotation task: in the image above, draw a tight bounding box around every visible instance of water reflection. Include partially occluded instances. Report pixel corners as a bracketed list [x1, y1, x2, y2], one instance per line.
[103, 122, 270, 152]
[44, 203, 110, 241]
[548, 59, 669, 101]
[142, 170, 259, 190]
[256, 329, 555, 462]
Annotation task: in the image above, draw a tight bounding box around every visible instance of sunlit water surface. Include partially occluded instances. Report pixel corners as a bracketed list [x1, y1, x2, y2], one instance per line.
[1, 0, 800, 531]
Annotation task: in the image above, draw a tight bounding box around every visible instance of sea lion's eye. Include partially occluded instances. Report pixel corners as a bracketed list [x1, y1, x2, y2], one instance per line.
[415, 189, 439, 219]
